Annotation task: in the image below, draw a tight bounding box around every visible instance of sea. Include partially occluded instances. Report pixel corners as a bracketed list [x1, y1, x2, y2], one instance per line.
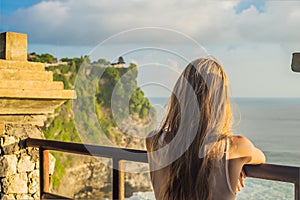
[127, 97, 300, 200]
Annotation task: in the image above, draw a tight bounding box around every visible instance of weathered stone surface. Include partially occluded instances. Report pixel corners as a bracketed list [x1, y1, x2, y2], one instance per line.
[26, 147, 39, 165]
[0, 59, 44, 71]
[5, 125, 26, 138]
[0, 123, 4, 136]
[33, 192, 39, 200]
[15, 194, 33, 200]
[28, 170, 39, 194]
[0, 115, 46, 127]
[0, 99, 67, 115]
[26, 126, 44, 139]
[17, 155, 35, 172]
[0, 80, 63, 90]
[0, 155, 17, 177]
[0, 69, 53, 81]
[0, 89, 76, 99]
[1, 135, 19, 154]
[5, 124, 44, 139]
[2, 173, 28, 194]
[35, 160, 39, 169]
[1, 194, 16, 200]
[0, 32, 27, 61]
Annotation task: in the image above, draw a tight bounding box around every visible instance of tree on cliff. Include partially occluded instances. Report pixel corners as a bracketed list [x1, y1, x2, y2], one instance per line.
[28, 52, 57, 63]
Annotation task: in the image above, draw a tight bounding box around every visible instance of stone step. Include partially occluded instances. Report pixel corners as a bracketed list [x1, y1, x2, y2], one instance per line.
[0, 80, 63, 90]
[0, 115, 46, 126]
[0, 69, 53, 81]
[0, 99, 67, 114]
[0, 59, 45, 71]
[0, 89, 76, 99]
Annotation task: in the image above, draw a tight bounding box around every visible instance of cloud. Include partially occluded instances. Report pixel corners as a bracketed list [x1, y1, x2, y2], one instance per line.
[236, 2, 300, 44]
[2, 0, 300, 46]
[2, 0, 300, 98]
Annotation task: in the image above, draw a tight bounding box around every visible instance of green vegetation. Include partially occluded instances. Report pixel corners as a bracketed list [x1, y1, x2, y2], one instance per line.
[30, 53, 154, 188]
[28, 52, 57, 63]
[97, 64, 151, 118]
[94, 63, 153, 143]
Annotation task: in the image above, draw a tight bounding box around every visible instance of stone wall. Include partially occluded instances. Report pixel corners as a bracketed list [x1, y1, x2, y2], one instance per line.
[0, 123, 43, 199]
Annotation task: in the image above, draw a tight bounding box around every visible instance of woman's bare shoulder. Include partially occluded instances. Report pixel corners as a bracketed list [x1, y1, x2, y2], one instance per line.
[228, 135, 255, 158]
[230, 135, 253, 147]
[228, 135, 266, 164]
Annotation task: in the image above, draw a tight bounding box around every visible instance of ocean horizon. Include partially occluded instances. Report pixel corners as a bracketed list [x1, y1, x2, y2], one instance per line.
[128, 97, 300, 200]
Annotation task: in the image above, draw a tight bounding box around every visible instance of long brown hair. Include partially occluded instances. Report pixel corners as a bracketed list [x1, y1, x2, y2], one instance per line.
[148, 57, 233, 199]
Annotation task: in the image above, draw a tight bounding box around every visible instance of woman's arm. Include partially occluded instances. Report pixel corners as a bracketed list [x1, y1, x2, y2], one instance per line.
[232, 135, 265, 192]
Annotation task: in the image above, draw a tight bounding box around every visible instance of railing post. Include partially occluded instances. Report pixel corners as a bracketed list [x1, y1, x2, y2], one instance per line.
[112, 158, 125, 200]
[39, 148, 50, 198]
[119, 160, 125, 199]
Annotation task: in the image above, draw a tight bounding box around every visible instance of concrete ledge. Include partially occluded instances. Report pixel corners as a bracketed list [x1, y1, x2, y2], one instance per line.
[0, 59, 45, 71]
[0, 80, 63, 90]
[0, 69, 53, 81]
[0, 89, 76, 99]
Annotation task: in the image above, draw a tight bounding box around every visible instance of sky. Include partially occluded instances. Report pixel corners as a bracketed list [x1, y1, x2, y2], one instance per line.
[1, 0, 300, 98]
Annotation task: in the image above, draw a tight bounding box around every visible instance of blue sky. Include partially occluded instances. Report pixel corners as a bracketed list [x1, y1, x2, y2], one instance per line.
[0, 0, 41, 15]
[0, 0, 266, 15]
[0, 0, 300, 98]
[235, 0, 266, 14]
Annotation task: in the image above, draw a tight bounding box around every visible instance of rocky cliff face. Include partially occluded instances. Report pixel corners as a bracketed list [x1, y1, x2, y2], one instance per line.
[42, 60, 155, 198]
[52, 156, 152, 199]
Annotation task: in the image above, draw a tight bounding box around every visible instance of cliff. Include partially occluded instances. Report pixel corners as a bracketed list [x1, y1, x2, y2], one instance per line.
[37, 55, 154, 198]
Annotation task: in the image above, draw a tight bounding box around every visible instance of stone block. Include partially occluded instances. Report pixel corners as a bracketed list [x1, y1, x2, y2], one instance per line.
[15, 194, 33, 200]
[0, 155, 17, 177]
[1, 194, 16, 200]
[5, 125, 26, 138]
[26, 126, 44, 139]
[27, 147, 39, 164]
[28, 170, 39, 194]
[33, 192, 39, 200]
[0, 59, 44, 71]
[0, 115, 46, 127]
[1, 135, 19, 154]
[0, 90, 75, 100]
[0, 99, 66, 115]
[2, 173, 28, 194]
[0, 69, 53, 81]
[0, 80, 63, 90]
[0, 32, 27, 61]
[35, 160, 39, 169]
[0, 123, 4, 136]
[17, 155, 35, 172]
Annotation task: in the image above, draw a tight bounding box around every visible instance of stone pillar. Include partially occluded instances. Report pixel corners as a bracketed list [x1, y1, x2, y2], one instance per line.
[0, 32, 75, 200]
